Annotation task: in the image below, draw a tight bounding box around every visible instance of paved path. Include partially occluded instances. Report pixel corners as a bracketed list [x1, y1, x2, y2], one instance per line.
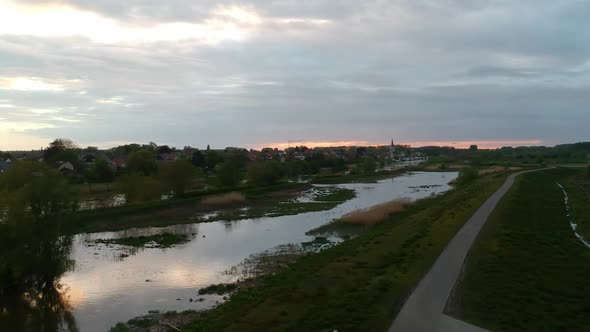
[389, 170, 539, 332]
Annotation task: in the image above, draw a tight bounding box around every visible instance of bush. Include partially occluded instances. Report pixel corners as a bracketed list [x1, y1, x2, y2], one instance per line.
[457, 167, 479, 185]
[159, 160, 199, 197]
[247, 161, 284, 185]
[215, 160, 243, 188]
[116, 173, 161, 203]
[127, 150, 158, 176]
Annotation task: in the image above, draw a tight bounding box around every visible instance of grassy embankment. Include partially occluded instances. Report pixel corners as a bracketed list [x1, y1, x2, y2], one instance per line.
[451, 168, 590, 331]
[563, 167, 590, 239]
[171, 172, 508, 331]
[65, 183, 355, 234]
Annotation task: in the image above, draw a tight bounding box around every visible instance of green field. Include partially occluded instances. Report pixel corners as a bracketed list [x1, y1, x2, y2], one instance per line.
[452, 168, 590, 331]
[173, 173, 508, 331]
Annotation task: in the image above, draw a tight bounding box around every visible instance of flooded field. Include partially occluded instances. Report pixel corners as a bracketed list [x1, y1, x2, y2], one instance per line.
[53, 172, 457, 331]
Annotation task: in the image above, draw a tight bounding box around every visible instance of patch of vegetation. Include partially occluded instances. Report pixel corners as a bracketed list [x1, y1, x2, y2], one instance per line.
[301, 236, 332, 248]
[181, 173, 507, 332]
[564, 170, 590, 239]
[455, 166, 479, 185]
[198, 283, 237, 295]
[452, 168, 590, 331]
[314, 187, 356, 202]
[266, 202, 341, 217]
[94, 233, 188, 248]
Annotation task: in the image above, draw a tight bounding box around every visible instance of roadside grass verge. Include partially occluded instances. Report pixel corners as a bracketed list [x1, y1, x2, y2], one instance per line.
[451, 168, 590, 331]
[181, 172, 507, 332]
[564, 171, 590, 240]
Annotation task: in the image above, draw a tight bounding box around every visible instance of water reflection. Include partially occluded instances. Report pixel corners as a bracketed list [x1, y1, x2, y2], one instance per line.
[0, 224, 77, 331]
[59, 171, 457, 332]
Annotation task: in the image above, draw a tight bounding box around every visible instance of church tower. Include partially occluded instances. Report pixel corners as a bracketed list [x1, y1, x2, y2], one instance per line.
[390, 139, 395, 160]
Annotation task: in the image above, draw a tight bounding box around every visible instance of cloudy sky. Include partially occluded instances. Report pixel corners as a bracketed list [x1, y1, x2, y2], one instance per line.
[0, 0, 589, 150]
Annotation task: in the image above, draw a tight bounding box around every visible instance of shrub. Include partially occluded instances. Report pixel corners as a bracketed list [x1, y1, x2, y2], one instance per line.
[339, 198, 412, 224]
[457, 167, 479, 185]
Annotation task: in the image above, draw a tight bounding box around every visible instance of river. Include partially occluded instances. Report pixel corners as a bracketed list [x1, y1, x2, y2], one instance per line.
[59, 171, 457, 331]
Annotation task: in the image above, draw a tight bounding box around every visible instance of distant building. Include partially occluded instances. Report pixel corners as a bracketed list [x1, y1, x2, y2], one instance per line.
[58, 162, 75, 175]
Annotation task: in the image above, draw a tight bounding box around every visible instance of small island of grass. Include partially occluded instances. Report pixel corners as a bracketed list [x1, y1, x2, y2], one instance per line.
[94, 233, 188, 248]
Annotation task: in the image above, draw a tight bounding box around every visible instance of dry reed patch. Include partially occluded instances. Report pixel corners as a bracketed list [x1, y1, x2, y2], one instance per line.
[339, 198, 413, 225]
[201, 192, 246, 205]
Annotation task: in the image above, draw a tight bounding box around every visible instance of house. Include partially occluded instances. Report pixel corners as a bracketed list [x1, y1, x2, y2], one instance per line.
[58, 162, 75, 175]
[112, 158, 126, 170]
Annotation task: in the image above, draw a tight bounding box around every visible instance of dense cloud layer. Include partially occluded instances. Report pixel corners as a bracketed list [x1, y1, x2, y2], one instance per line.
[0, 0, 589, 149]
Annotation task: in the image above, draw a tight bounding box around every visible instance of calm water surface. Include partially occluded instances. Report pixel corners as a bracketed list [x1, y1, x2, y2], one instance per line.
[61, 171, 457, 331]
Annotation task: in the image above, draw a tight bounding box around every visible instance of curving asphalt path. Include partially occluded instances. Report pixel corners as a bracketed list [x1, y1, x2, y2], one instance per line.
[389, 170, 543, 332]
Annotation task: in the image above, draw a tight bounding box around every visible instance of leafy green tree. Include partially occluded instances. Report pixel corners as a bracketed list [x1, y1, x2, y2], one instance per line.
[160, 160, 198, 197]
[0, 161, 78, 331]
[215, 160, 243, 188]
[127, 150, 158, 176]
[91, 158, 114, 182]
[43, 138, 77, 163]
[116, 173, 161, 203]
[0, 160, 77, 220]
[247, 161, 284, 185]
[361, 157, 377, 174]
[206, 150, 223, 170]
[0, 151, 12, 160]
[191, 149, 206, 168]
[457, 167, 479, 185]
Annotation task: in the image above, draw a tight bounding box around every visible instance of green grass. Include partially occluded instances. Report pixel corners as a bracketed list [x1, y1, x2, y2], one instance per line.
[314, 187, 356, 202]
[452, 168, 590, 331]
[563, 171, 590, 239]
[181, 172, 508, 332]
[94, 233, 188, 248]
[198, 283, 238, 295]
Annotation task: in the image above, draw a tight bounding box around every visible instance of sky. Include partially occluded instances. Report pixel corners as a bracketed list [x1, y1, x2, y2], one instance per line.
[0, 0, 589, 151]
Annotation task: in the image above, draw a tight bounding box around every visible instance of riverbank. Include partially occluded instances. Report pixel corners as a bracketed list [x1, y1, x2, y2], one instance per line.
[111, 171, 507, 332]
[65, 182, 343, 234]
[311, 167, 415, 184]
[449, 168, 590, 331]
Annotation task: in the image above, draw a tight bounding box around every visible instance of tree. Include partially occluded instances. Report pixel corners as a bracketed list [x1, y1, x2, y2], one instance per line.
[157, 145, 172, 155]
[43, 138, 77, 163]
[160, 160, 198, 197]
[469, 145, 478, 151]
[247, 161, 284, 185]
[215, 160, 242, 188]
[0, 151, 12, 160]
[361, 157, 377, 174]
[206, 150, 222, 170]
[115, 174, 161, 203]
[191, 150, 206, 168]
[457, 167, 479, 185]
[127, 150, 158, 176]
[0, 160, 77, 221]
[91, 158, 114, 182]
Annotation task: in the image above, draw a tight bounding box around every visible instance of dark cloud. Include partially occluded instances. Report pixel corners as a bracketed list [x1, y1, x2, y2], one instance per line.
[1, 0, 589, 149]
